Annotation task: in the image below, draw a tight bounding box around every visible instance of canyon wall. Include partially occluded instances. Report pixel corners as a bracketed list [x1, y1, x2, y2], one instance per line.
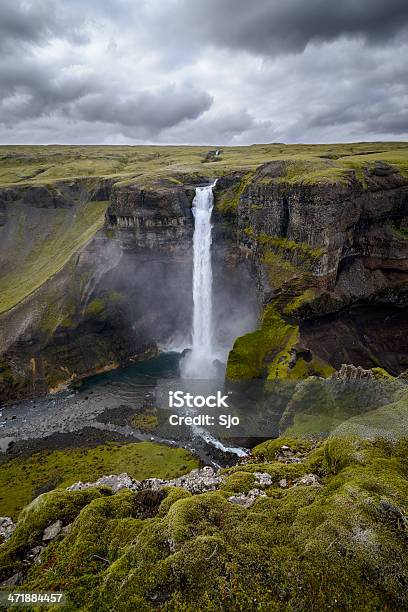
[1, 157, 407, 403]
[220, 161, 408, 379]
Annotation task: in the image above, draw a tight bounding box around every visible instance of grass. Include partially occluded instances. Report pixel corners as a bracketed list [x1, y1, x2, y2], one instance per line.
[332, 389, 408, 440]
[0, 143, 408, 189]
[0, 441, 199, 519]
[0, 199, 108, 315]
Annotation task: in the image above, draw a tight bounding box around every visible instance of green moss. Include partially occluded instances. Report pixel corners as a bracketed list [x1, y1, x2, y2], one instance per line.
[0, 441, 199, 519]
[283, 288, 319, 315]
[226, 303, 296, 379]
[158, 487, 192, 517]
[3, 436, 408, 609]
[371, 367, 395, 380]
[216, 172, 253, 214]
[258, 234, 324, 264]
[253, 437, 314, 461]
[324, 436, 363, 475]
[227, 301, 333, 381]
[0, 487, 106, 581]
[131, 411, 159, 432]
[262, 250, 303, 288]
[220, 471, 256, 494]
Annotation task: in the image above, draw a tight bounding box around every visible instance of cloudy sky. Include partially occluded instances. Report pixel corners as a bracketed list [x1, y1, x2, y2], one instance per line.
[1, 0, 407, 145]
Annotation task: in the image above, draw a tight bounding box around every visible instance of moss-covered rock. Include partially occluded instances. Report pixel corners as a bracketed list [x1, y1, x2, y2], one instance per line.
[4, 436, 408, 610]
[226, 302, 333, 381]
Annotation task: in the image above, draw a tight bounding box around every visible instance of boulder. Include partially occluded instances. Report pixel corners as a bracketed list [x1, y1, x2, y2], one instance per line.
[42, 520, 63, 542]
[228, 488, 266, 508]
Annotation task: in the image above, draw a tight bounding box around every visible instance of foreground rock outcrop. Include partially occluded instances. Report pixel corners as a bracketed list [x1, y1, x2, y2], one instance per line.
[1, 435, 408, 610]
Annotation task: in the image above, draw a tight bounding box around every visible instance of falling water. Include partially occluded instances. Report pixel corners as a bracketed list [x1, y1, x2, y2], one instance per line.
[181, 181, 217, 379]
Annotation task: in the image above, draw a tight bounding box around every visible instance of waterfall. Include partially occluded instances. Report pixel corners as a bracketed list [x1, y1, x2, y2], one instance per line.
[181, 181, 217, 379]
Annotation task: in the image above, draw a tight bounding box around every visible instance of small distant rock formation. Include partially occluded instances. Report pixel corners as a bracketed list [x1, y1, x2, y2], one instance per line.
[67, 473, 140, 493]
[64, 453, 321, 510]
[204, 149, 223, 162]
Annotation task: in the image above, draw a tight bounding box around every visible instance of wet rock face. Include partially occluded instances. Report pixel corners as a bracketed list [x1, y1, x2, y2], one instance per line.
[238, 161, 408, 296]
[302, 303, 408, 374]
[106, 184, 194, 251]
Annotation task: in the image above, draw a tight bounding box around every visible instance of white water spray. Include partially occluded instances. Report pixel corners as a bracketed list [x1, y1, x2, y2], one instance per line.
[181, 181, 217, 379]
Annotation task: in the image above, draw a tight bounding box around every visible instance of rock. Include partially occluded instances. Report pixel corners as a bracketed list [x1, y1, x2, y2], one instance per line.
[42, 520, 63, 541]
[275, 446, 302, 464]
[254, 472, 273, 486]
[293, 474, 321, 487]
[228, 488, 266, 508]
[1, 571, 24, 586]
[279, 479, 288, 488]
[61, 523, 72, 536]
[332, 364, 374, 381]
[66, 467, 223, 496]
[67, 473, 141, 493]
[164, 466, 223, 493]
[24, 545, 44, 565]
[140, 478, 168, 491]
[0, 516, 16, 543]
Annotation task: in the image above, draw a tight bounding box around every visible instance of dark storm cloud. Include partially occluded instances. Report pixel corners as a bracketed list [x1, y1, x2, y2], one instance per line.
[160, 0, 408, 56]
[0, 0, 88, 50]
[0, 58, 213, 135]
[72, 86, 213, 133]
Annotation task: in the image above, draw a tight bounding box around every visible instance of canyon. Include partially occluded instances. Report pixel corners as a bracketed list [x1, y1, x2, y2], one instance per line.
[0, 144, 407, 404]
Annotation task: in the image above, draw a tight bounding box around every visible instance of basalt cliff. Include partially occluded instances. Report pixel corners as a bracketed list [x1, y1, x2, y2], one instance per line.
[0, 144, 407, 403]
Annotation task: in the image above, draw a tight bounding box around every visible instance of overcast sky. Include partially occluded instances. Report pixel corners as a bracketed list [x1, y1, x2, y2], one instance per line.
[1, 0, 407, 145]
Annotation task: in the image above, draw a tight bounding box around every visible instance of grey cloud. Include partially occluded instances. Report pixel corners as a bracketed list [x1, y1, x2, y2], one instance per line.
[0, 57, 213, 136]
[0, 0, 89, 50]
[155, 0, 408, 57]
[0, 0, 407, 144]
[71, 86, 213, 134]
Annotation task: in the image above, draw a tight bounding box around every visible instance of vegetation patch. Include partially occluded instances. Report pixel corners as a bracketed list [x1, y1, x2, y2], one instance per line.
[2, 436, 408, 610]
[131, 411, 159, 433]
[216, 172, 253, 215]
[0, 442, 199, 519]
[227, 302, 333, 381]
[0, 198, 109, 314]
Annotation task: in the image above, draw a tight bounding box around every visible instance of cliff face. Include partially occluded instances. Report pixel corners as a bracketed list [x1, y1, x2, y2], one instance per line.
[0, 180, 196, 402]
[1, 151, 408, 402]
[0, 177, 257, 403]
[106, 183, 194, 250]
[238, 160, 408, 296]
[223, 161, 408, 378]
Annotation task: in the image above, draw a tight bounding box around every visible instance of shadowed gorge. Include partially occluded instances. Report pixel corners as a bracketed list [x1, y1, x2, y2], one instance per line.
[0, 143, 407, 401]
